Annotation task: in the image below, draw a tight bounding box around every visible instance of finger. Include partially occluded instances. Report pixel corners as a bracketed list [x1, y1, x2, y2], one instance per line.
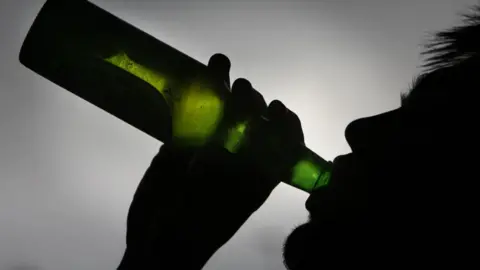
[208, 53, 231, 89]
[239, 100, 301, 184]
[266, 99, 287, 121]
[231, 78, 267, 118]
[267, 100, 305, 144]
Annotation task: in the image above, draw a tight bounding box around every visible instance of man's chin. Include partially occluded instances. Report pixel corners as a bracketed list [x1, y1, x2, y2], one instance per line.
[283, 221, 322, 270]
[283, 217, 364, 269]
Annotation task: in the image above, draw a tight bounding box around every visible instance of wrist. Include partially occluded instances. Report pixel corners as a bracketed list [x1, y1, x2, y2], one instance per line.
[118, 228, 222, 270]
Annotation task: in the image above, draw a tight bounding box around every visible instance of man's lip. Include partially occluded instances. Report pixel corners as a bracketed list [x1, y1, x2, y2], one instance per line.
[305, 153, 352, 213]
[332, 153, 351, 166]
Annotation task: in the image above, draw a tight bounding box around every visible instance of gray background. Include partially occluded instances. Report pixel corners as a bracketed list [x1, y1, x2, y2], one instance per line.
[0, 0, 475, 269]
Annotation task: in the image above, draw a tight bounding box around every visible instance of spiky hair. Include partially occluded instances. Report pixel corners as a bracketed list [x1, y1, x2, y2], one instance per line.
[422, 5, 480, 72]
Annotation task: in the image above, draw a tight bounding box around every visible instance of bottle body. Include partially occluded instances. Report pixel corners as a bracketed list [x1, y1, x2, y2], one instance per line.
[19, 0, 331, 193]
[103, 51, 228, 147]
[20, 0, 226, 146]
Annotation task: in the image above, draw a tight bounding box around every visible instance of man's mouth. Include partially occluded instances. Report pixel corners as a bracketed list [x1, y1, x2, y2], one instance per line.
[305, 153, 353, 215]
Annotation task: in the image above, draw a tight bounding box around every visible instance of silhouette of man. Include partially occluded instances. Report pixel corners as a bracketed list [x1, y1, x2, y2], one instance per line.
[118, 6, 478, 270]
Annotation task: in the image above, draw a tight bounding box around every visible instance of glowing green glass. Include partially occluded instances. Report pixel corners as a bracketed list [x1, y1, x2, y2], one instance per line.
[105, 52, 224, 147]
[291, 160, 331, 191]
[105, 52, 167, 97]
[224, 122, 248, 153]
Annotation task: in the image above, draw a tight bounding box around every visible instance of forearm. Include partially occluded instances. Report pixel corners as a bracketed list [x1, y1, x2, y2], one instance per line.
[117, 230, 225, 270]
[118, 144, 273, 269]
[118, 205, 255, 270]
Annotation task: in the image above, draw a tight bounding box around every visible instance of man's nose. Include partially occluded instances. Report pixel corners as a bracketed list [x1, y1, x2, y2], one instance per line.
[344, 109, 400, 153]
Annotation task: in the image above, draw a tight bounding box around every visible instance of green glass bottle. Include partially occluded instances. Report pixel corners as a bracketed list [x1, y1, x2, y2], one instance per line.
[19, 0, 332, 193]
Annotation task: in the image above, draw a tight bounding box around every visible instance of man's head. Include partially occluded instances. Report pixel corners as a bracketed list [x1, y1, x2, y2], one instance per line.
[283, 5, 479, 269]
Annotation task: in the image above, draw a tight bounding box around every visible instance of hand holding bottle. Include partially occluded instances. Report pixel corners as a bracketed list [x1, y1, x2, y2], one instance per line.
[118, 54, 306, 269]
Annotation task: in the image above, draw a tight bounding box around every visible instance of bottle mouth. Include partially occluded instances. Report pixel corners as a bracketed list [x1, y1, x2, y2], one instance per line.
[314, 162, 333, 189]
[291, 159, 332, 193]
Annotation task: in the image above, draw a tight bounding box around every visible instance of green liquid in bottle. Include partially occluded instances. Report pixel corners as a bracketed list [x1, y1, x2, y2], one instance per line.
[19, 0, 332, 193]
[105, 52, 225, 147]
